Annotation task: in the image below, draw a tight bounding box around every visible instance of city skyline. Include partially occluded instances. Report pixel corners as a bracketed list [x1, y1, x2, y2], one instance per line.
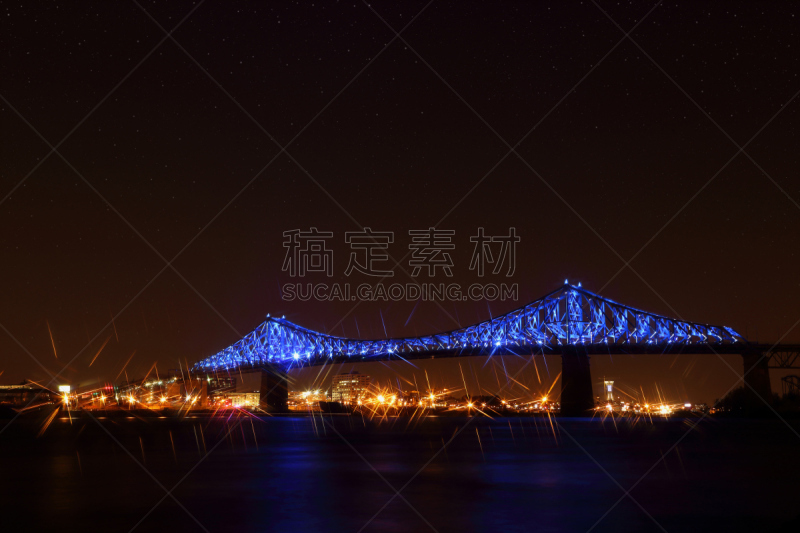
[2, 1, 799, 414]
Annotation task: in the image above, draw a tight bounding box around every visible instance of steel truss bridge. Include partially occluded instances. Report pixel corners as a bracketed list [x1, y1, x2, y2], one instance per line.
[192, 283, 800, 414]
[193, 283, 750, 370]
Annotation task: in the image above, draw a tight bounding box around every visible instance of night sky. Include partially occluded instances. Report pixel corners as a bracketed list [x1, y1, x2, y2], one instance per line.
[2, 1, 799, 404]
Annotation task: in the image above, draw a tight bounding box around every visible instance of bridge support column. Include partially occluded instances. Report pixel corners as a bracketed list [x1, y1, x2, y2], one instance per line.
[260, 366, 289, 412]
[741, 352, 772, 403]
[560, 348, 594, 417]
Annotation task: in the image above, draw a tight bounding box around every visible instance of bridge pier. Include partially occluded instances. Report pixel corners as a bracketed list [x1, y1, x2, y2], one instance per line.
[741, 351, 772, 403]
[259, 366, 289, 412]
[560, 347, 595, 416]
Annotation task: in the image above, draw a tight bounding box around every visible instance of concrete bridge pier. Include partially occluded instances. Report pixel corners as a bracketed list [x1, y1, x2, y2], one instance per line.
[560, 347, 595, 416]
[259, 366, 289, 412]
[741, 351, 772, 403]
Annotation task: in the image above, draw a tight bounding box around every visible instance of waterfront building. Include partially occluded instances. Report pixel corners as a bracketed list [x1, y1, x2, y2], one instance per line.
[331, 371, 371, 403]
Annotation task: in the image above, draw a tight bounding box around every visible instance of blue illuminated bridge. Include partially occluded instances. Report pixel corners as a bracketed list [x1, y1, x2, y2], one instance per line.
[192, 283, 799, 415]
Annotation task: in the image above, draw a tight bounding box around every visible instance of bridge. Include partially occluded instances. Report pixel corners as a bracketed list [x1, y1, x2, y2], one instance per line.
[192, 282, 799, 415]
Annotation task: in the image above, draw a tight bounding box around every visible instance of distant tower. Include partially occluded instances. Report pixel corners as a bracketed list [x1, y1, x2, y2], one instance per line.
[604, 380, 614, 402]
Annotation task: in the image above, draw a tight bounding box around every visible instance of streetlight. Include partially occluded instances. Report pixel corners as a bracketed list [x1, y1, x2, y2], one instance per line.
[58, 385, 71, 405]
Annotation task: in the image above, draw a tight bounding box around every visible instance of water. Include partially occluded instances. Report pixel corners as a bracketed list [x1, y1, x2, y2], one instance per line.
[1, 412, 798, 532]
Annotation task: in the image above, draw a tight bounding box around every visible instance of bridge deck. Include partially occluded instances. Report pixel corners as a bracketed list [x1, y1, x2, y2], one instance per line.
[201, 343, 800, 371]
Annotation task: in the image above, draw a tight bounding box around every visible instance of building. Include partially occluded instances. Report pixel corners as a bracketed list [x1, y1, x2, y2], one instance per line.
[331, 371, 370, 403]
[604, 380, 614, 401]
[0, 382, 60, 407]
[219, 392, 260, 407]
[115, 376, 207, 408]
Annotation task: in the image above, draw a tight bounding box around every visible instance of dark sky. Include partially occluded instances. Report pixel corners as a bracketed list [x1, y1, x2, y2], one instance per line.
[2, 1, 799, 404]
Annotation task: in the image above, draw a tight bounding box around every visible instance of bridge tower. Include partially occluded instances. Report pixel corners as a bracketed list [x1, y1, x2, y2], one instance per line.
[560, 347, 594, 416]
[259, 365, 289, 412]
[741, 350, 772, 404]
[560, 289, 595, 416]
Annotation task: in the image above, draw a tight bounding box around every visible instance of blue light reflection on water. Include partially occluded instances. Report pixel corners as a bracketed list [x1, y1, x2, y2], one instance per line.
[0, 415, 798, 533]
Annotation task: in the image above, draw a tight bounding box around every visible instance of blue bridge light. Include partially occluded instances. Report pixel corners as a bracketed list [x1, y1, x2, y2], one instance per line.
[192, 283, 745, 372]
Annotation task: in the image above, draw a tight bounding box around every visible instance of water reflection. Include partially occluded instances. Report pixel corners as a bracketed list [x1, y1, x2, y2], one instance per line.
[0, 415, 798, 532]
